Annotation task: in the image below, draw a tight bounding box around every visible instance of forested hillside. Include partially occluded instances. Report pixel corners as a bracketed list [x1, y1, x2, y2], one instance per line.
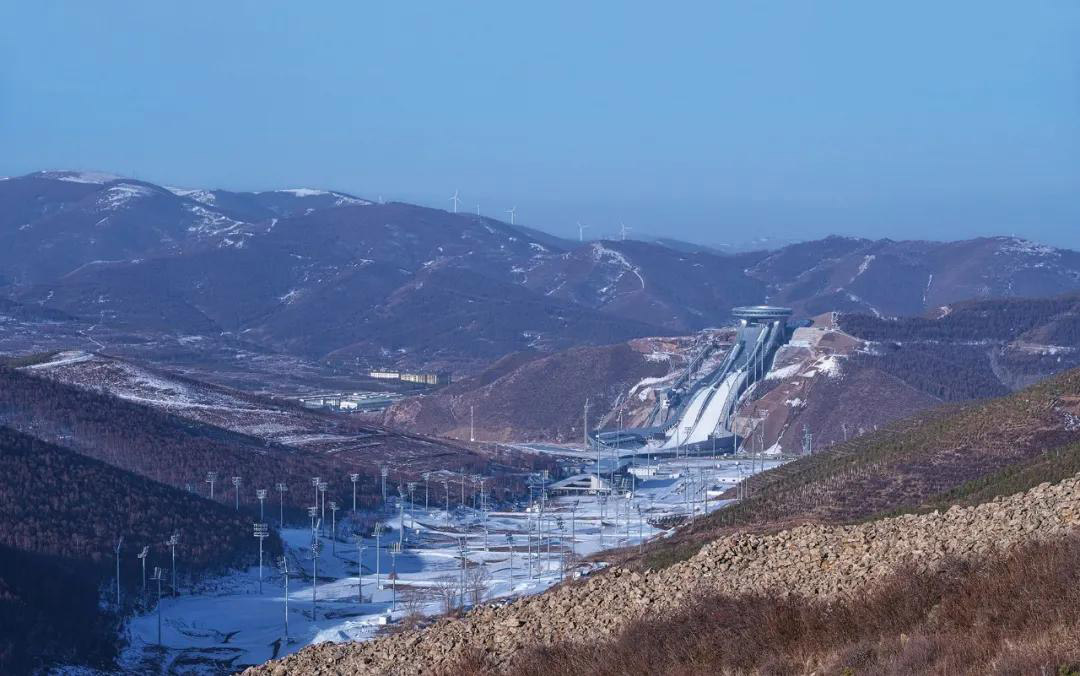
[0, 427, 275, 674]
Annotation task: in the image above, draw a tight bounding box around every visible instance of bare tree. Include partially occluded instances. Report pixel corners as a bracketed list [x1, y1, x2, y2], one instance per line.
[466, 564, 492, 606]
[431, 575, 460, 615]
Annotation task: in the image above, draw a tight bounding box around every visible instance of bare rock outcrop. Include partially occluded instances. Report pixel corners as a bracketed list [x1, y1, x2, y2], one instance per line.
[242, 477, 1080, 675]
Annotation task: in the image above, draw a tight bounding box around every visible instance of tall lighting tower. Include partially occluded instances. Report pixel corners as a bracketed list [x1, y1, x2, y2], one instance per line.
[354, 533, 365, 603]
[329, 501, 339, 554]
[254, 523, 269, 593]
[232, 476, 242, 510]
[167, 533, 180, 597]
[380, 466, 389, 507]
[206, 471, 218, 499]
[310, 476, 321, 509]
[276, 482, 288, 528]
[256, 489, 268, 521]
[506, 533, 514, 588]
[373, 522, 384, 590]
[115, 536, 124, 608]
[422, 472, 431, 511]
[137, 545, 149, 596]
[350, 473, 360, 513]
[389, 541, 402, 611]
[307, 506, 318, 537]
[318, 481, 328, 532]
[277, 557, 290, 642]
[150, 566, 164, 645]
[310, 524, 322, 616]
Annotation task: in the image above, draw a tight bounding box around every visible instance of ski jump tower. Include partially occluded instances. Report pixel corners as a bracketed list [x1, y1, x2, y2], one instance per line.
[593, 305, 792, 452]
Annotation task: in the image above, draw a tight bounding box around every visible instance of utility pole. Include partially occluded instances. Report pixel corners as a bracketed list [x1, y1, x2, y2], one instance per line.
[167, 533, 180, 597]
[151, 566, 164, 645]
[278, 557, 290, 642]
[637, 503, 644, 553]
[458, 537, 467, 610]
[350, 473, 359, 513]
[505, 532, 515, 589]
[276, 483, 288, 528]
[138, 546, 149, 596]
[354, 534, 365, 603]
[256, 489, 268, 522]
[232, 476, 242, 510]
[115, 536, 124, 608]
[374, 522, 383, 591]
[398, 490, 405, 548]
[470, 405, 475, 442]
[390, 541, 402, 611]
[206, 471, 218, 500]
[570, 501, 578, 561]
[254, 523, 269, 594]
[460, 468, 466, 508]
[318, 481, 328, 533]
[329, 502, 339, 553]
[311, 521, 321, 616]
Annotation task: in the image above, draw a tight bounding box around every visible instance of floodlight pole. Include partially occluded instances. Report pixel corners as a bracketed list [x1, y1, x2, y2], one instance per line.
[254, 523, 269, 594]
[152, 566, 164, 645]
[506, 533, 514, 589]
[207, 471, 218, 500]
[398, 495, 405, 548]
[374, 523, 383, 591]
[232, 476, 242, 511]
[355, 535, 365, 603]
[311, 521, 321, 615]
[570, 502, 578, 560]
[350, 473, 359, 513]
[390, 542, 402, 611]
[329, 502, 339, 554]
[318, 481, 328, 533]
[279, 557, 290, 642]
[422, 472, 430, 511]
[138, 546, 149, 596]
[276, 483, 288, 528]
[115, 536, 123, 608]
[380, 466, 389, 507]
[167, 533, 180, 597]
[311, 476, 320, 510]
[256, 489, 268, 521]
[637, 504, 643, 553]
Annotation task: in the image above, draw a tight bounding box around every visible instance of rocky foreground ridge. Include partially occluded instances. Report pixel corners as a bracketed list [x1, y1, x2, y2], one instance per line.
[243, 476, 1080, 675]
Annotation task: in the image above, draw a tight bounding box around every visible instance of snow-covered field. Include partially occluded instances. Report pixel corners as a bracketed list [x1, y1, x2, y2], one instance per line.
[118, 453, 782, 674]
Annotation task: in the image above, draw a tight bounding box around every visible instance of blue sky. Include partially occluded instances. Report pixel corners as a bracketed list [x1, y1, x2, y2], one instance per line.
[2, 1, 1078, 247]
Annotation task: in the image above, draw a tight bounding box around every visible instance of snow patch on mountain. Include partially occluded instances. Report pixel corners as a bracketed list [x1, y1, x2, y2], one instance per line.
[184, 204, 245, 236]
[97, 183, 156, 211]
[39, 170, 123, 184]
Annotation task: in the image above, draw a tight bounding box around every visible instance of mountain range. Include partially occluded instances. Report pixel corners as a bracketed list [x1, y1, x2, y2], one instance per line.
[4, 170, 1080, 374]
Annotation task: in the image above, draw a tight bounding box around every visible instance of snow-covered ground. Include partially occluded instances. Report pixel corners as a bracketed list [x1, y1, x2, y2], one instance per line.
[118, 453, 782, 674]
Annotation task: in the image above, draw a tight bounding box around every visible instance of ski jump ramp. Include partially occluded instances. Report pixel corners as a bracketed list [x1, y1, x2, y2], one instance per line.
[596, 306, 792, 452]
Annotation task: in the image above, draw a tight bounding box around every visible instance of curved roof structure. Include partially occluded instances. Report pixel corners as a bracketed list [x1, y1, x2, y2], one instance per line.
[732, 305, 794, 322]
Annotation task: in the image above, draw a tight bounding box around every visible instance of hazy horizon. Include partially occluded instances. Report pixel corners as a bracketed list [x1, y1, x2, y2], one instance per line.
[3, 1, 1078, 248]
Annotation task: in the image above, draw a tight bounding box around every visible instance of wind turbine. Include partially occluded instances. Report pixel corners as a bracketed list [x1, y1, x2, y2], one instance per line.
[620, 223, 632, 241]
[577, 222, 589, 242]
[450, 190, 461, 213]
[505, 206, 517, 225]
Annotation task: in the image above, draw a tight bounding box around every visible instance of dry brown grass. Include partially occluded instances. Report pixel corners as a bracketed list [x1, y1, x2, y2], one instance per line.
[451, 535, 1080, 676]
